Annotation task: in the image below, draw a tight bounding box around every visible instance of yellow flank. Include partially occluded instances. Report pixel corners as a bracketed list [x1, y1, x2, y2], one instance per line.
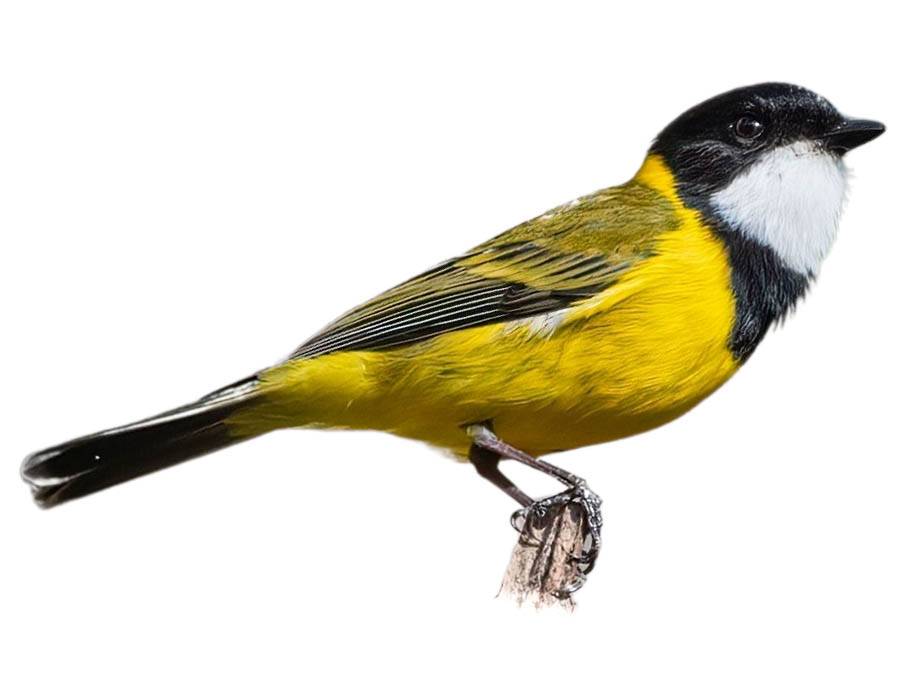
[230, 155, 740, 456]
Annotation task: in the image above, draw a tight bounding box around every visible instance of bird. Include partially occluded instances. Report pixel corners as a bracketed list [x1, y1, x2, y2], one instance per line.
[21, 83, 883, 574]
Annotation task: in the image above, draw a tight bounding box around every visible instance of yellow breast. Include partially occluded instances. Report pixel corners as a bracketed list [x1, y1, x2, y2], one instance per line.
[240, 156, 740, 456]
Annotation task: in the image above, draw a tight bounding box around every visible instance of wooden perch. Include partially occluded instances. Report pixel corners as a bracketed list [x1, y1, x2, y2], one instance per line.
[498, 501, 591, 609]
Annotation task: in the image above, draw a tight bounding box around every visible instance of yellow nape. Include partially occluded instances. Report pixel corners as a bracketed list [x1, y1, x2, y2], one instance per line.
[634, 153, 690, 207]
[231, 154, 740, 458]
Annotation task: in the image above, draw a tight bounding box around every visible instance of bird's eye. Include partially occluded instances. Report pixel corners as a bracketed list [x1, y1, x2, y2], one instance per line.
[734, 115, 764, 141]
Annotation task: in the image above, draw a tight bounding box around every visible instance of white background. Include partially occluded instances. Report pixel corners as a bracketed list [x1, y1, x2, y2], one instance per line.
[1, 2, 905, 679]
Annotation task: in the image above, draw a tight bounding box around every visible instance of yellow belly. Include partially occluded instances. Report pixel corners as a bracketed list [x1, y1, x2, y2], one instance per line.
[234, 188, 740, 457]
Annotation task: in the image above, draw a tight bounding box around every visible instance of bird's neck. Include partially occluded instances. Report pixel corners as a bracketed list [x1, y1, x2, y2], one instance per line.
[709, 227, 811, 360]
[634, 153, 811, 362]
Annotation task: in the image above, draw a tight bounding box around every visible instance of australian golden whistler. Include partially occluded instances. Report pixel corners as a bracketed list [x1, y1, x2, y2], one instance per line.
[22, 84, 883, 531]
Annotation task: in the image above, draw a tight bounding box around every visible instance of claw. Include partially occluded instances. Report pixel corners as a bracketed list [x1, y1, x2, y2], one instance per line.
[571, 548, 598, 575]
[510, 508, 544, 549]
[572, 510, 602, 575]
[554, 573, 587, 599]
[510, 508, 526, 533]
[510, 481, 604, 596]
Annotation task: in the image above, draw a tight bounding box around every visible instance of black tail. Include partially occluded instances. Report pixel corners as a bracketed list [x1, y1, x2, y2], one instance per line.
[20, 376, 263, 508]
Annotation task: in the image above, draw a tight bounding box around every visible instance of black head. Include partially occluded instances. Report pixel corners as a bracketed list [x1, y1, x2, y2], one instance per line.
[647, 84, 883, 363]
[650, 83, 884, 202]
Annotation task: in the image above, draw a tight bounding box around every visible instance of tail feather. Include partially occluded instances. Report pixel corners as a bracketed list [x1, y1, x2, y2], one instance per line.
[21, 375, 264, 508]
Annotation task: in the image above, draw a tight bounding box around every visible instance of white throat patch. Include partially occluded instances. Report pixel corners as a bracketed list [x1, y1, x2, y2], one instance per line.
[711, 141, 848, 275]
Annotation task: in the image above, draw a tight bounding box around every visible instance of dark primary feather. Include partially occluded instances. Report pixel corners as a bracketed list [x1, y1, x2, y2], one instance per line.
[292, 182, 679, 360]
[291, 244, 617, 358]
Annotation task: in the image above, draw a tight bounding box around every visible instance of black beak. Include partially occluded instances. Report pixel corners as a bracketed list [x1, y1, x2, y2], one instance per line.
[821, 118, 885, 154]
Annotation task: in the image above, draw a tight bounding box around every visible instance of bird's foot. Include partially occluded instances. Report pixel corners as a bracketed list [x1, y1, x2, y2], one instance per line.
[510, 480, 603, 598]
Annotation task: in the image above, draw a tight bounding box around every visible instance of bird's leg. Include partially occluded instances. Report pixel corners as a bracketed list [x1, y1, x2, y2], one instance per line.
[468, 446, 534, 507]
[466, 423, 603, 588]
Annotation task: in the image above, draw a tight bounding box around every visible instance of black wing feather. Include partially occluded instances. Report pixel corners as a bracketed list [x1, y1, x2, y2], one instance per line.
[290, 241, 625, 360]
